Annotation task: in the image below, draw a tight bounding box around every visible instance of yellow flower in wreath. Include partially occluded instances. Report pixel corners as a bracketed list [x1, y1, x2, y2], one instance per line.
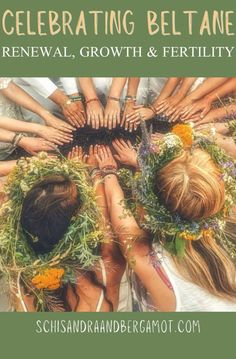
[172, 124, 193, 148]
[180, 231, 197, 241]
[32, 268, 65, 291]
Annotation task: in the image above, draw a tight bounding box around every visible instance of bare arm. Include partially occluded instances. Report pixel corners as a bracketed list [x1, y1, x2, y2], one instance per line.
[1, 82, 51, 120]
[0, 160, 17, 176]
[108, 78, 127, 98]
[155, 78, 197, 119]
[97, 147, 176, 311]
[77, 78, 104, 129]
[193, 102, 236, 127]
[154, 77, 182, 107]
[126, 78, 140, 97]
[187, 77, 230, 101]
[122, 78, 140, 129]
[206, 78, 236, 103]
[214, 133, 236, 158]
[181, 78, 236, 120]
[105, 78, 127, 129]
[77, 78, 98, 100]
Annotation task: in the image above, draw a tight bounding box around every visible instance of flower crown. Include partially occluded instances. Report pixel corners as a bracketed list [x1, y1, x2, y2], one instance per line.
[0, 153, 103, 311]
[133, 122, 236, 259]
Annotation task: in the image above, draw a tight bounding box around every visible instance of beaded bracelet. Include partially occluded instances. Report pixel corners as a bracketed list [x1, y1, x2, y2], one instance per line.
[102, 170, 118, 179]
[86, 98, 99, 105]
[107, 96, 120, 102]
[125, 96, 137, 102]
[69, 94, 83, 102]
[101, 165, 117, 172]
[89, 168, 101, 178]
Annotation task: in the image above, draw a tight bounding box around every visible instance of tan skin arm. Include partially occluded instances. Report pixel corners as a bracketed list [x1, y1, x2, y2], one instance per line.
[122, 78, 140, 131]
[180, 78, 231, 120]
[0, 117, 73, 146]
[77, 78, 104, 129]
[96, 146, 176, 312]
[104, 78, 127, 130]
[0, 160, 17, 177]
[193, 102, 236, 127]
[68, 146, 125, 311]
[1, 82, 74, 134]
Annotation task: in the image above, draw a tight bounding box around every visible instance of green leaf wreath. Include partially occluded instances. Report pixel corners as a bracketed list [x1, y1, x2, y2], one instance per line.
[0, 153, 104, 311]
[118, 125, 236, 262]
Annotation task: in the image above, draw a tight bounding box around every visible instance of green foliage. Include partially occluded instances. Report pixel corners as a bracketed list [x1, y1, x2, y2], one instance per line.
[0, 153, 104, 310]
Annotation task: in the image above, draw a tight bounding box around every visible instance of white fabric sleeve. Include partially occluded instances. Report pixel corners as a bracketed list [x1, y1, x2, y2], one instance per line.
[60, 78, 78, 95]
[0, 78, 12, 90]
[18, 77, 58, 98]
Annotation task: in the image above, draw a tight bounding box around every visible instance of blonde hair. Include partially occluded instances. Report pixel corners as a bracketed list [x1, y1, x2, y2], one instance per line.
[156, 148, 236, 301]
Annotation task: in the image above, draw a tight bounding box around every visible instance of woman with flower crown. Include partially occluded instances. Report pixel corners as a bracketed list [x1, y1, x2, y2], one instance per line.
[0, 147, 130, 312]
[94, 125, 236, 311]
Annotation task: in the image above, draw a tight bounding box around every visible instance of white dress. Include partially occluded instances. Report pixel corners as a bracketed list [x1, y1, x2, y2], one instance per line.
[131, 245, 236, 312]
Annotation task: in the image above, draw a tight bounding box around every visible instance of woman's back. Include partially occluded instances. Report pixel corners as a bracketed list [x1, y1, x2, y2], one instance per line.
[161, 248, 236, 312]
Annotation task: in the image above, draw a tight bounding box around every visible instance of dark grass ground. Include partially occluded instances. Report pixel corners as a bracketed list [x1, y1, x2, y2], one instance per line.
[59, 117, 172, 156]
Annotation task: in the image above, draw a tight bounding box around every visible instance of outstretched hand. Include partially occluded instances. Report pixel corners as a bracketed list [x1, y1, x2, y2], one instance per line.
[96, 145, 118, 170]
[86, 145, 99, 167]
[112, 139, 138, 168]
[67, 146, 86, 162]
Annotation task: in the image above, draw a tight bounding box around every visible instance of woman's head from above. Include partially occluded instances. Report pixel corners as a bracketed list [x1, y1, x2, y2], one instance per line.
[155, 148, 225, 221]
[20, 175, 80, 255]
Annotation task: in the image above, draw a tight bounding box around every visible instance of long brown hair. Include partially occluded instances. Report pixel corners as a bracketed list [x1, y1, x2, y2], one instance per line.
[20, 175, 113, 311]
[156, 148, 236, 301]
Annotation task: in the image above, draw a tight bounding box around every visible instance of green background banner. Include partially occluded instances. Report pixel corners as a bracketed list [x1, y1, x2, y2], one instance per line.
[0, 0, 235, 75]
[0, 312, 235, 358]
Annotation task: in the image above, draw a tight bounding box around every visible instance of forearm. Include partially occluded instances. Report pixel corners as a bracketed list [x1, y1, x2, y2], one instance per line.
[189, 77, 229, 101]
[48, 89, 69, 108]
[104, 174, 145, 252]
[77, 78, 98, 100]
[0, 117, 41, 135]
[1, 82, 49, 119]
[178, 78, 197, 97]
[0, 160, 17, 176]
[207, 78, 236, 103]
[215, 134, 236, 158]
[92, 174, 116, 258]
[0, 128, 16, 143]
[126, 78, 140, 97]
[108, 78, 127, 98]
[205, 103, 236, 122]
[93, 175, 109, 220]
[156, 77, 182, 102]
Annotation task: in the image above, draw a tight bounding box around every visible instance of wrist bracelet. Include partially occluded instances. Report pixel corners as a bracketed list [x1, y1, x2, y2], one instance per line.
[86, 98, 99, 105]
[102, 170, 118, 179]
[125, 96, 136, 102]
[101, 165, 117, 172]
[13, 133, 26, 147]
[107, 96, 120, 102]
[89, 168, 101, 178]
[11, 133, 18, 145]
[69, 95, 83, 102]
